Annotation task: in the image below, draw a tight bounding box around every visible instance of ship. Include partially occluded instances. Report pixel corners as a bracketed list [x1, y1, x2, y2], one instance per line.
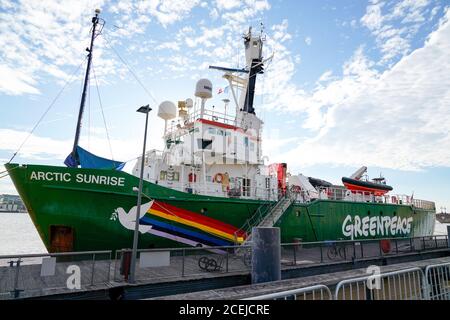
[5, 11, 436, 253]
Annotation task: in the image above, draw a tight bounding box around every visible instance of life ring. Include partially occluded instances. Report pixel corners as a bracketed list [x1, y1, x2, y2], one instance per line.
[213, 173, 223, 183]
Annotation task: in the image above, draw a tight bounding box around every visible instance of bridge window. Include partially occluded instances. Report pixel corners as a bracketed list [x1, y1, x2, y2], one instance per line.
[197, 139, 213, 150]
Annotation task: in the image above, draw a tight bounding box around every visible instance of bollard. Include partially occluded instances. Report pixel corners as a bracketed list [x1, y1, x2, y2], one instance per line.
[251, 227, 281, 284]
[120, 250, 132, 281]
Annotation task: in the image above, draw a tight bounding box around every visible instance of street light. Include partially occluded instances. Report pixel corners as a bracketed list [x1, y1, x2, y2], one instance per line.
[129, 104, 152, 283]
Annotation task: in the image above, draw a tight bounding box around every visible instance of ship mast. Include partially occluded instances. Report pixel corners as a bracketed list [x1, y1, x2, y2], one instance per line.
[70, 9, 101, 165]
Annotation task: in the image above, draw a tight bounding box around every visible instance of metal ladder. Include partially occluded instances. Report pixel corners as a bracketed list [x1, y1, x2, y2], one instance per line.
[235, 195, 294, 248]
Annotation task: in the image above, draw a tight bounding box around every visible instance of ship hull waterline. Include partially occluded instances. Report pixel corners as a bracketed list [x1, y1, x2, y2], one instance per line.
[5, 163, 436, 253]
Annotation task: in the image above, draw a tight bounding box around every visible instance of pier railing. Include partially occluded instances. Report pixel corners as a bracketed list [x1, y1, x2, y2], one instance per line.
[0, 250, 111, 300]
[110, 235, 448, 284]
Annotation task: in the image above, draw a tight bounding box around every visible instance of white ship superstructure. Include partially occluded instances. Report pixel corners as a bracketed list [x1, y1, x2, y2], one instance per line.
[133, 28, 281, 201]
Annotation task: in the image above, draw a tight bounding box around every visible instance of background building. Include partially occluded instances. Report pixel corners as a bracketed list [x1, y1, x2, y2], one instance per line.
[0, 194, 26, 212]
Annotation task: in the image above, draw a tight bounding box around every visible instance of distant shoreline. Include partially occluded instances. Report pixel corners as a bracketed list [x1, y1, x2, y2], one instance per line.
[0, 210, 28, 214]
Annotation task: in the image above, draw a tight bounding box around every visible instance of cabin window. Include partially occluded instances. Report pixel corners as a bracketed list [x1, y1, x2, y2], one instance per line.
[173, 172, 180, 181]
[197, 139, 213, 150]
[208, 127, 216, 135]
[217, 129, 225, 136]
[265, 177, 270, 189]
[250, 142, 255, 151]
[206, 175, 212, 182]
[242, 178, 251, 197]
[160, 171, 167, 181]
[244, 137, 249, 147]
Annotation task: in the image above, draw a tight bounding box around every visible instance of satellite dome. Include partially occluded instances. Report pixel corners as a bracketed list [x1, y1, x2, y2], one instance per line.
[185, 98, 194, 108]
[157, 101, 177, 120]
[195, 79, 213, 99]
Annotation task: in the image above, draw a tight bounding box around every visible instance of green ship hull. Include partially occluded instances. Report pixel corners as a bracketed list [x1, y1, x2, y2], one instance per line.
[6, 163, 436, 253]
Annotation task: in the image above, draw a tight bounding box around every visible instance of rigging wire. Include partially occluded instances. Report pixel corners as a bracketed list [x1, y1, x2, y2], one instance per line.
[102, 33, 158, 106]
[88, 69, 91, 151]
[92, 64, 114, 161]
[6, 57, 88, 164]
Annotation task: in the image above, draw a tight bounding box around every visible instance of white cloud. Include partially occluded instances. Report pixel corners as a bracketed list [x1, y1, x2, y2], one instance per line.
[0, 0, 119, 96]
[360, 0, 435, 64]
[268, 8, 450, 172]
[215, 0, 241, 11]
[0, 65, 40, 95]
[305, 36, 312, 45]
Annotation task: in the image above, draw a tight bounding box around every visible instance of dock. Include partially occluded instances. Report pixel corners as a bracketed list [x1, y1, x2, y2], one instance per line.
[0, 235, 449, 300]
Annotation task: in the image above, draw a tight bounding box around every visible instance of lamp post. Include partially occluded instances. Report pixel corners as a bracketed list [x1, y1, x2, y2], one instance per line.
[129, 104, 152, 283]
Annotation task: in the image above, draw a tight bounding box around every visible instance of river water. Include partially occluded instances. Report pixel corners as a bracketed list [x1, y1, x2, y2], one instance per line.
[0, 211, 448, 255]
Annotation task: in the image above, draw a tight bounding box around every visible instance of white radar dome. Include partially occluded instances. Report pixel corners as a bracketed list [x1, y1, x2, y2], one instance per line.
[185, 98, 194, 108]
[195, 79, 213, 99]
[157, 101, 177, 120]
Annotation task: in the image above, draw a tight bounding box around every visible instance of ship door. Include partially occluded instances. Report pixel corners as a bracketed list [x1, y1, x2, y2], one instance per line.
[50, 225, 74, 252]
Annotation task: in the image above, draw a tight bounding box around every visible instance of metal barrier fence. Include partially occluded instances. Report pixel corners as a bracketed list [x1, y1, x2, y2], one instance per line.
[424, 262, 450, 300]
[243, 265, 450, 300]
[243, 285, 332, 300]
[0, 251, 111, 300]
[334, 267, 424, 300]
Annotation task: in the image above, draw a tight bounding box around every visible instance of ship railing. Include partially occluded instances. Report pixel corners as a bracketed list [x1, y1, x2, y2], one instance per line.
[155, 179, 278, 201]
[190, 108, 237, 126]
[308, 186, 436, 210]
[315, 186, 376, 203]
[384, 195, 436, 210]
[0, 250, 112, 300]
[164, 108, 237, 135]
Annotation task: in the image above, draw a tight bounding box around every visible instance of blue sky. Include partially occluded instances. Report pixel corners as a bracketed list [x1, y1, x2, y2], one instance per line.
[1, 0, 450, 210]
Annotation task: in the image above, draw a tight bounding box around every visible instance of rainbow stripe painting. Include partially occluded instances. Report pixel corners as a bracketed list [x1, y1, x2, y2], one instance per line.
[139, 200, 247, 247]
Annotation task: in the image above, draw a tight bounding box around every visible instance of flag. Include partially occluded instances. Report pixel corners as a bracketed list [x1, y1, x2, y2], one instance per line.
[218, 86, 229, 95]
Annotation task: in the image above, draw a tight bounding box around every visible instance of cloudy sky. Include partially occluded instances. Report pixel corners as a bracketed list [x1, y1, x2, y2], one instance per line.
[1, 0, 450, 210]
